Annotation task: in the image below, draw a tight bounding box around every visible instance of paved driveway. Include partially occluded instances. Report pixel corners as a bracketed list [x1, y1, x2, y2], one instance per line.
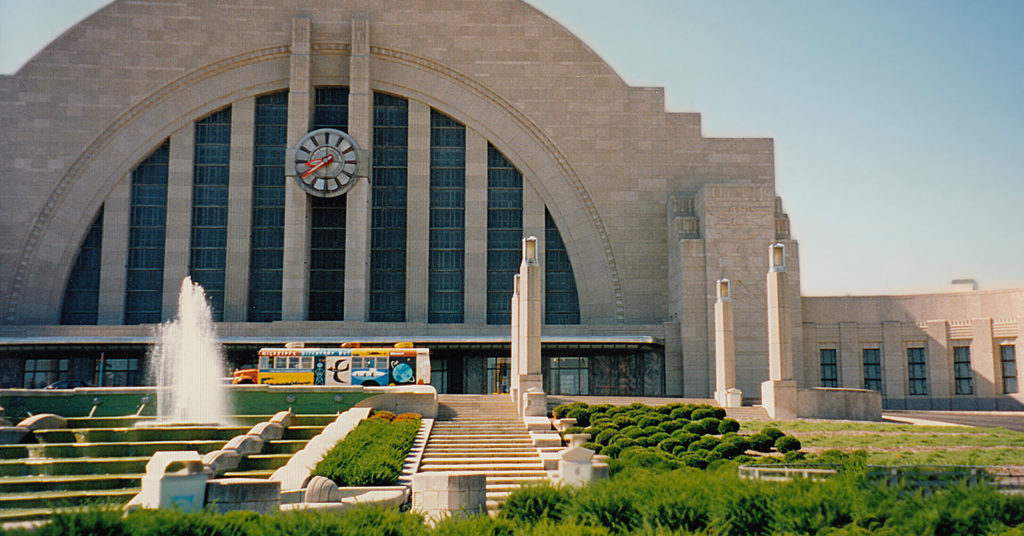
[885, 411, 1024, 432]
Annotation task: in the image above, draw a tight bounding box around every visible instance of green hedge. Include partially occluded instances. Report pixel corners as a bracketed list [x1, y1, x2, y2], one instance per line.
[29, 466, 1024, 535]
[311, 413, 421, 486]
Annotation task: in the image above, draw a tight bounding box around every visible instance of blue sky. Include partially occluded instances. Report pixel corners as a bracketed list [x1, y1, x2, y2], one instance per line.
[2, 0, 1021, 296]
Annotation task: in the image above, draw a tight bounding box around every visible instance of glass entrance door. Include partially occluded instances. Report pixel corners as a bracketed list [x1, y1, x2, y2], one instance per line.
[486, 357, 510, 393]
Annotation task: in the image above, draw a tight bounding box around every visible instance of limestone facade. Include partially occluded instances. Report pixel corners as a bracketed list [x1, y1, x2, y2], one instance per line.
[0, 0, 1020, 407]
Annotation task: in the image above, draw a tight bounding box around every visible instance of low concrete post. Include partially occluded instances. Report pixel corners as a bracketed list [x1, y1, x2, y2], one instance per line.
[522, 387, 547, 417]
[564, 433, 591, 448]
[412, 472, 486, 525]
[558, 446, 594, 486]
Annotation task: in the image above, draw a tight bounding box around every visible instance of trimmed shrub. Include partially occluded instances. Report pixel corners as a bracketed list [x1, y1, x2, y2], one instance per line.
[637, 414, 667, 428]
[612, 436, 638, 450]
[498, 483, 571, 524]
[712, 439, 747, 459]
[611, 414, 637, 428]
[677, 451, 708, 469]
[581, 442, 601, 452]
[657, 419, 684, 434]
[560, 426, 585, 440]
[749, 433, 775, 453]
[371, 410, 396, 421]
[652, 497, 709, 532]
[312, 415, 421, 486]
[691, 407, 716, 421]
[611, 446, 681, 473]
[393, 412, 420, 423]
[673, 431, 700, 449]
[595, 428, 619, 446]
[657, 437, 682, 454]
[775, 435, 802, 453]
[669, 407, 692, 420]
[688, 435, 721, 452]
[718, 418, 741, 434]
[620, 425, 644, 439]
[638, 432, 670, 448]
[761, 426, 786, 442]
[684, 421, 707, 435]
[656, 404, 678, 415]
[600, 443, 623, 458]
[565, 406, 594, 428]
[720, 492, 774, 536]
[571, 482, 643, 533]
[605, 405, 628, 416]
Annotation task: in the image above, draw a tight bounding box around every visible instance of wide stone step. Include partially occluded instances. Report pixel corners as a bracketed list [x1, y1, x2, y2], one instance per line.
[0, 488, 139, 511]
[421, 452, 540, 460]
[0, 456, 149, 477]
[419, 466, 547, 476]
[419, 461, 545, 470]
[10, 440, 225, 459]
[237, 453, 292, 471]
[0, 474, 143, 494]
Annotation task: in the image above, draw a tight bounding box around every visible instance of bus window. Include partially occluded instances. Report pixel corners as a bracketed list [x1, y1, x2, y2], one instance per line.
[258, 356, 270, 369]
[301, 356, 312, 369]
[275, 356, 288, 369]
[288, 357, 299, 369]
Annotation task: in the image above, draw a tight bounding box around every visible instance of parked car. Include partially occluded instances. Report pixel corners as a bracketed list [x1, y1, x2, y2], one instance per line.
[44, 379, 91, 389]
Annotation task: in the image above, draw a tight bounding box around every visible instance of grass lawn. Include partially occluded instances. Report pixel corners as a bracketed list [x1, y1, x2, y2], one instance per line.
[740, 420, 1024, 467]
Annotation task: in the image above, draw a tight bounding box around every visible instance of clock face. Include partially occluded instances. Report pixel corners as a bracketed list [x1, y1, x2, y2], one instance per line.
[291, 128, 361, 197]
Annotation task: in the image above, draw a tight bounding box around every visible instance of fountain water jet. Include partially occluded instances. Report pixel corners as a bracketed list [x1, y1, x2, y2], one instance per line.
[147, 277, 230, 425]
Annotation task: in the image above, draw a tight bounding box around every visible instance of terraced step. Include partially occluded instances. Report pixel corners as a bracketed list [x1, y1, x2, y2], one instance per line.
[221, 469, 274, 479]
[0, 487, 139, 510]
[14, 440, 225, 459]
[33, 426, 250, 444]
[0, 474, 143, 494]
[0, 456, 149, 477]
[237, 453, 292, 471]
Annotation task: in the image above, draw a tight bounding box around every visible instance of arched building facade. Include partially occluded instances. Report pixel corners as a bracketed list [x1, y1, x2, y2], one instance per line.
[1, 0, 1021, 409]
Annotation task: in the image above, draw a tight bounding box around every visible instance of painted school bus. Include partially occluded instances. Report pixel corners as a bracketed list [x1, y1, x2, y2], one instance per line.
[252, 343, 430, 387]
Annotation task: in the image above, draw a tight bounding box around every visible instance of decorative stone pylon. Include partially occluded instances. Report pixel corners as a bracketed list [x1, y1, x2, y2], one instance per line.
[761, 244, 798, 419]
[515, 237, 545, 415]
[714, 279, 742, 407]
[510, 274, 521, 407]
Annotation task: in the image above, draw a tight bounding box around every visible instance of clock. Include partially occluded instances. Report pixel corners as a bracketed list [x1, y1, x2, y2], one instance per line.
[290, 128, 362, 197]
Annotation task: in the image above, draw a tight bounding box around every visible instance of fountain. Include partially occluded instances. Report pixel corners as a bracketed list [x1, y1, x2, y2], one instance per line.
[147, 277, 230, 425]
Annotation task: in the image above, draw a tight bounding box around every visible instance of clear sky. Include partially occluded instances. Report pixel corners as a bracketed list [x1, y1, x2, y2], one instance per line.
[2, 0, 1022, 297]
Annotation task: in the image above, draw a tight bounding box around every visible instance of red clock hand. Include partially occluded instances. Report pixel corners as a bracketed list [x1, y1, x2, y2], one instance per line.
[300, 154, 334, 179]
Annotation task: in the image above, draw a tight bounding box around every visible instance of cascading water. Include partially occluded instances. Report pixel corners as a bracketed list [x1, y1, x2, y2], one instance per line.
[148, 277, 229, 424]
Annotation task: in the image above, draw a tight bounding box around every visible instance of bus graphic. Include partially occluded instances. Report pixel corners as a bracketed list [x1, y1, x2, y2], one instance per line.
[249, 343, 429, 387]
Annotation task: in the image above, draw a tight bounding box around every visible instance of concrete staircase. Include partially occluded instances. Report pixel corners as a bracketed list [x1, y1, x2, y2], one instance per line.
[418, 395, 548, 511]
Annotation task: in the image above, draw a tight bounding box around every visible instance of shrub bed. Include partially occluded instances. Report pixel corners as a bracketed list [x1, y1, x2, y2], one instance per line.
[550, 401, 802, 470]
[311, 411, 421, 486]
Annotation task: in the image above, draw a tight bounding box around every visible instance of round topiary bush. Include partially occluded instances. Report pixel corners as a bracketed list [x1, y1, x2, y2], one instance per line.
[688, 435, 720, 452]
[565, 406, 594, 427]
[612, 436, 638, 450]
[696, 417, 721, 435]
[717, 418, 741, 434]
[552, 403, 580, 419]
[749, 433, 774, 453]
[712, 438, 748, 459]
[657, 420, 684, 434]
[600, 443, 623, 458]
[657, 437, 681, 454]
[774, 435, 802, 453]
[683, 421, 707, 435]
[619, 425, 642, 438]
[612, 414, 637, 428]
[595, 428, 619, 446]
[370, 410, 396, 421]
[639, 432, 670, 447]
[761, 426, 785, 442]
[655, 404, 677, 415]
[561, 426, 585, 438]
[640, 425, 661, 438]
[669, 407, 692, 421]
[677, 452, 708, 469]
[638, 414, 667, 428]
[673, 431, 700, 448]
[690, 407, 716, 421]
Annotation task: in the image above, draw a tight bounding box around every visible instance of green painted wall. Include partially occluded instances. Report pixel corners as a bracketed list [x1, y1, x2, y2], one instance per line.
[0, 387, 374, 422]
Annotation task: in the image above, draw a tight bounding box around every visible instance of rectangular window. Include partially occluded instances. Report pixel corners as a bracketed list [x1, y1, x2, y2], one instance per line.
[190, 107, 231, 320]
[431, 359, 449, 394]
[98, 358, 141, 387]
[23, 359, 71, 389]
[428, 109, 465, 323]
[125, 142, 170, 324]
[862, 348, 883, 393]
[60, 207, 104, 325]
[907, 347, 928, 395]
[369, 92, 408, 321]
[953, 346, 974, 395]
[544, 210, 580, 324]
[547, 356, 590, 395]
[486, 145, 522, 324]
[248, 91, 288, 322]
[819, 348, 838, 387]
[308, 195, 346, 320]
[1001, 345, 1018, 394]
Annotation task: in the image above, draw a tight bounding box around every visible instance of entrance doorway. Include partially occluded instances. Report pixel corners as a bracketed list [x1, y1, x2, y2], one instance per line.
[486, 357, 510, 394]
